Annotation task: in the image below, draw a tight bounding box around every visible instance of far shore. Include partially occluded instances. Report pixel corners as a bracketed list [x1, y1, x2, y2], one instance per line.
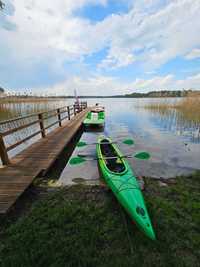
[0, 89, 200, 103]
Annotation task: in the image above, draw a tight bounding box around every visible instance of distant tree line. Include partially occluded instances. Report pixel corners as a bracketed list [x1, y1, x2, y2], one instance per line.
[0, 1, 4, 10]
[123, 90, 199, 98]
[1, 87, 199, 98]
[0, 87, 5, 93]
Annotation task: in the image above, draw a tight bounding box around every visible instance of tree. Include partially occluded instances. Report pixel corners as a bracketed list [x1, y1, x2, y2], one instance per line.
[0, 1, 5, 10]
[0, 87, 5, 93]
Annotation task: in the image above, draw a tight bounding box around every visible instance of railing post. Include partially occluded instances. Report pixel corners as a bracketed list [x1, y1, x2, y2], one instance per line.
[38, 113, 46, 138]
[57, 108, 62, 127]
[67, 106, 70, 120]
[0, 133, 10, 165]
[73, 105, 76, 116]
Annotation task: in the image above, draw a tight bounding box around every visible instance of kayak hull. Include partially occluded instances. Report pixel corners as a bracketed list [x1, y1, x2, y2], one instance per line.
[96, 136, 156, 240]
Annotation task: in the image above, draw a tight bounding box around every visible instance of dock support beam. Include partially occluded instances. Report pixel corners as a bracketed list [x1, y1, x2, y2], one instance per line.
[0, 134, 10, 165]
[73, 105, 76, 116]
[38, 113, 46, 138]
[67, 106, 70, 120]
[57, 108, 62, 127]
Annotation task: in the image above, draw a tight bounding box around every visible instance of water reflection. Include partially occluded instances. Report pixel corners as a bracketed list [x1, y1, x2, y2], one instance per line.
[1, 98, 200, 177]
[60, 98, 200, 182]
[0, 100, 74, 161]
[147, 108, 200, 143]
[0, 100, 73, 120]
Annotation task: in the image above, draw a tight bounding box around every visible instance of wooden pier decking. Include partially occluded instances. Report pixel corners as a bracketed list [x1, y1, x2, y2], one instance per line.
[0, 105, 89, 214]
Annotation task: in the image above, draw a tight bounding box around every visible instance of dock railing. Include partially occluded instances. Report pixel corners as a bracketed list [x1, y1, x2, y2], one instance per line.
[0, 102, 87, 165]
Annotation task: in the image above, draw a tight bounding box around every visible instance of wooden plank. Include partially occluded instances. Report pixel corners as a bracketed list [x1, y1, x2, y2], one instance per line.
[0, 108, 90, 214]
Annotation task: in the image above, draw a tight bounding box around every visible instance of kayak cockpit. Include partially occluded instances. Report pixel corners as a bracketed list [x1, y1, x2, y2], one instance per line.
[100, 139, 126, 173]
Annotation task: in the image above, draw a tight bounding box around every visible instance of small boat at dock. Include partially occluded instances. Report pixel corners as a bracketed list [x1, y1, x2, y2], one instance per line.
[83, 111, 105, 127]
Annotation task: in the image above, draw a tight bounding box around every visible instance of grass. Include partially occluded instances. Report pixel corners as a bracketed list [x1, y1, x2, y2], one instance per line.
[0, 172, 199, 267]
[145, 96, 200, 123]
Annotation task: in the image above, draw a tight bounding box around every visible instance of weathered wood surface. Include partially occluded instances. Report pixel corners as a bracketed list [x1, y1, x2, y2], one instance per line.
[0, 108, 89, 214]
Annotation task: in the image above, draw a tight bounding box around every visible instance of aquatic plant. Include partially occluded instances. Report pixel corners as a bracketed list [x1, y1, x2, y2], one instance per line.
[144, 96, 200, 124]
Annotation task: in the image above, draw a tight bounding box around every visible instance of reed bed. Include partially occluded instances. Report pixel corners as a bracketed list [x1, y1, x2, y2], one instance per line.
[175, 96, 200, 113]
[0, 97, 64, 104]
[145, 96, 200, 123]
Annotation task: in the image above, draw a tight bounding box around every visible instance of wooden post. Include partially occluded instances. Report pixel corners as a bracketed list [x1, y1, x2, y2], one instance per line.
[73, 105, 76, 116]
[57, 108, 62, 127]
[67, 106, 70, 120]
[0, 134, 10, 165]
[38, 113, 46, 138]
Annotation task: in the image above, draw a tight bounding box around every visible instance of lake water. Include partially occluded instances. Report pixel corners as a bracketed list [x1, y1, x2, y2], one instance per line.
[0, 98, 200, 178]
[59, 98, 200, 183]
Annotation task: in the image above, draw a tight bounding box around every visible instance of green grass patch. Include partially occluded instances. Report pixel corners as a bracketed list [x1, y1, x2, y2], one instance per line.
[0, 173, 199, 267]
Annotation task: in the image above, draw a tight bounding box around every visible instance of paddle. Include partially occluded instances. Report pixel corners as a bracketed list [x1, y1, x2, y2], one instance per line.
[69, 151, 150, 165]
[76, 138, 134, 148]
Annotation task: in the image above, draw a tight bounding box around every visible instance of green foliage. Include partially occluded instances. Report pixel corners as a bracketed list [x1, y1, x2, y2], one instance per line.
[124, 90, 199, 98]
[0, 1, 4, 10]
[0, 173, 199, 267]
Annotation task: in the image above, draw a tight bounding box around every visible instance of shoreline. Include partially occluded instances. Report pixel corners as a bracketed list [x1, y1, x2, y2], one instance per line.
[0, 95, 196, 105]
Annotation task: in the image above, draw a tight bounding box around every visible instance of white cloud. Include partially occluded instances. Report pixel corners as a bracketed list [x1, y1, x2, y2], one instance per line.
[99, 47, 135, 69]
[99, 0, 200, 69]
[185, 48, 200, 60]
[1, 0, 200, 92]
[0, 0, 109, 67]
[41, 75, 130, 96]
[1, 0, 200, 69]
[39, 72, 200, 96]
[176, 73, 200, 89]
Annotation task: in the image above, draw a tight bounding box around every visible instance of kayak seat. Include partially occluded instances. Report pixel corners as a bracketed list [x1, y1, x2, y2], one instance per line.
[100, 139, 125, 173]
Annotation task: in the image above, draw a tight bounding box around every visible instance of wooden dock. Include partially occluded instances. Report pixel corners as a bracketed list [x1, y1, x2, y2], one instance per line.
[0, 103, 89, 214]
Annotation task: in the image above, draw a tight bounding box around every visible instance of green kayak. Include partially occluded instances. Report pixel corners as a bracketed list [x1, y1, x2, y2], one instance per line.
[96, 136, 156, 240]
[83, 111, 105, 127]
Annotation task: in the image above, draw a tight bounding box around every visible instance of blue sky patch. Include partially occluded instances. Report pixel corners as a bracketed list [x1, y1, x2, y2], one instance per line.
[74, 0, 130, 22]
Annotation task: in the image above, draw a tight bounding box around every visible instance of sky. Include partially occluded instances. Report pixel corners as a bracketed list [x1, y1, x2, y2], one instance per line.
[0, 0, 200, 96]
